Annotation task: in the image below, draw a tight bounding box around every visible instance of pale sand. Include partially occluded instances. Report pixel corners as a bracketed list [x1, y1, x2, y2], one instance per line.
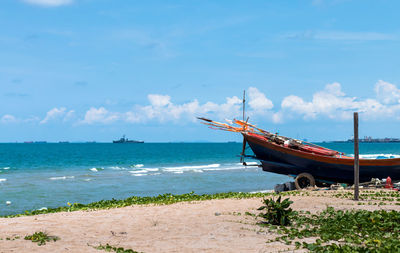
[1, 190, 400, 253]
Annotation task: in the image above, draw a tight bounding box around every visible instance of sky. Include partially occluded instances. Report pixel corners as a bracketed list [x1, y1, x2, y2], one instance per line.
[1, 0, 400, 142]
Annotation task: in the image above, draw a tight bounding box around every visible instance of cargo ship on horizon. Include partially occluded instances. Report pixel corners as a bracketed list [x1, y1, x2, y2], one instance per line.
[332, 136, 400, 143]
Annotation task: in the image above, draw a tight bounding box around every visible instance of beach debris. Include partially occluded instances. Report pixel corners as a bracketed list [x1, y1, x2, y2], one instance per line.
[371, 178, 382, 186]
[6, 201, 11, 205]
[385, 176, 393, 189]
[214, 212, 221, 216]
[330, 184, 344, 190]
[274, 182, 296, 193]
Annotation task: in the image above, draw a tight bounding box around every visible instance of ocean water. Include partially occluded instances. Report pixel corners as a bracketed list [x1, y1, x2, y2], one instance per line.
[0, 142, 399, 216]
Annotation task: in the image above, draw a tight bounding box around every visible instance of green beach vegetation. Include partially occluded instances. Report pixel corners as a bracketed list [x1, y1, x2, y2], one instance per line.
[1, 191, 274, 218]
[257, 195, 400, 252]
[95, 244, 142, 253]
[24, 232, 59, 246]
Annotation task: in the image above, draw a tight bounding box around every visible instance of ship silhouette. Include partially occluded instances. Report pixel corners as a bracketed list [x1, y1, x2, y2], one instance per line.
[113, 135, 144, 143]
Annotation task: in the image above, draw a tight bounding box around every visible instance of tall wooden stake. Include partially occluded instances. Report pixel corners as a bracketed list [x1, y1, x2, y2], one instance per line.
[354, 112, 359, 201]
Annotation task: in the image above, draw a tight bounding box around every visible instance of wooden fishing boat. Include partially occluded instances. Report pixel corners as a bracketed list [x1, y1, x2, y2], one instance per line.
[198, 117, 400, 187]
[244, 132, 400, 185]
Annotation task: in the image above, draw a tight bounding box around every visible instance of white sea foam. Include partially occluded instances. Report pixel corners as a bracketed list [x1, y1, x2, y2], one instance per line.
[37, 207, 47, 211]
[203, 165, 248, 171]
[134, 164, 144, 168]
[132, 173, 147, 177]
[193, 169, 203, 173]
[350, 154, 400, 159]
[236, 162, 258, 166]
[84, 179, 91, 181]
[2, 167, 10, 170]
[129, 170, 148, 174]
[249, 190, 274, 194]
[173, 171, 184, 174]
[49, 176, 75, 180]
[109, 166, 125, 170]
[0, 178, 7, 182]
[145, 168, 159, 172]
[151, 173, 161, 176]
[90, 168, 98, 172]
[163, 164, 220, 172]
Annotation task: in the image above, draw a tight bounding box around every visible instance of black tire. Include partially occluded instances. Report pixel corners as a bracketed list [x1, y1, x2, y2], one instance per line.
[295, 173, 316, 190]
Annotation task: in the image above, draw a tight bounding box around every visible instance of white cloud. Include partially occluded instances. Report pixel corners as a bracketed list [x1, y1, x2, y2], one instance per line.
[122, 94, 245, 123]
[22, 0, 73, 7]
[148, 94, 171, 107]
[375, 80, 400, 105]
[282, 95, 316, 118]
[40, 107, 66, 124]
[279, 81, 400, 122]
[272, 112, 284, 124]
[63, 110, 75, 122]
[12, 81, 400, 127]
[81, 107, 118, 124]
[24, 116, 41, 123]
[248, 87, 273, 111]
[281, 82, 357, 120]
[1, 115, 17, 123]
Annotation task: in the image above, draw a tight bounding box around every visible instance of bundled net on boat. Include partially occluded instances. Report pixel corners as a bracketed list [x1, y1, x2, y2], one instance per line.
[198, 117, 341, 157]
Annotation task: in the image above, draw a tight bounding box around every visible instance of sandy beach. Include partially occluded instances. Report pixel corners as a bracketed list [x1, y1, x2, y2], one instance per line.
[1, 189, 399, 253]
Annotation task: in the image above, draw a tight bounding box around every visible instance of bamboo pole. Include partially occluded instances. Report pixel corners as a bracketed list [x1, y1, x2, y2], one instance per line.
[242, 90, 246, 121]
[354, 112, 359, 201]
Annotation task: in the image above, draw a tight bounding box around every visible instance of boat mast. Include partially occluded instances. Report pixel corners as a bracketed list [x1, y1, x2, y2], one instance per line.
[242, 90, 245, 121]
[240, 90, 246, 163]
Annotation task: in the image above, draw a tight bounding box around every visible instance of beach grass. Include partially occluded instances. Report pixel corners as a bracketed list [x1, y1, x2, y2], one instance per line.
[1, 191, 274, 218]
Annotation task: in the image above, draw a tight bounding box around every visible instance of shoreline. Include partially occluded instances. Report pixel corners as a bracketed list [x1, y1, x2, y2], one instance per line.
[1, 189, 400, 252]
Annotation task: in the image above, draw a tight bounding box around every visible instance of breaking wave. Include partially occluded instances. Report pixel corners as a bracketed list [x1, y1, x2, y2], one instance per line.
[350, 154, 400, 159]
[162, 164, 220, 173]
[49, 176, 75, 180]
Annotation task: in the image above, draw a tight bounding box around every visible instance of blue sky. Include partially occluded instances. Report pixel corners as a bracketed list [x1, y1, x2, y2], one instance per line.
[1, 0, 400, 142]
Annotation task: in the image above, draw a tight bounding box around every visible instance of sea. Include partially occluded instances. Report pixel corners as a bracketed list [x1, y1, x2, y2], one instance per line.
[1, 142, 400, 216]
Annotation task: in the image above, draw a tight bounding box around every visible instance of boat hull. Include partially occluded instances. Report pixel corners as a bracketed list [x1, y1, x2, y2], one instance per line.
[244, 133, 400, 184]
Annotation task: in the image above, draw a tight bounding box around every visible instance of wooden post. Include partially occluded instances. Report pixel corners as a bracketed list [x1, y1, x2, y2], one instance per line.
[354, 112, 359, 201]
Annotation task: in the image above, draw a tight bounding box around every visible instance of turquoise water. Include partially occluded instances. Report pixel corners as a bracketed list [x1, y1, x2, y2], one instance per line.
[0, 142, 399, 216]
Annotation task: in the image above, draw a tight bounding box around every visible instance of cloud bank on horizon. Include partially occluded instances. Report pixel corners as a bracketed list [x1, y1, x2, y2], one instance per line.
[2, 80, 400, 126]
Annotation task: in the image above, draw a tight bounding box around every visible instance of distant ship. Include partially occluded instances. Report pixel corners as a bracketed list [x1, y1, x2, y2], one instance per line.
[113, 135, 144, 143]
